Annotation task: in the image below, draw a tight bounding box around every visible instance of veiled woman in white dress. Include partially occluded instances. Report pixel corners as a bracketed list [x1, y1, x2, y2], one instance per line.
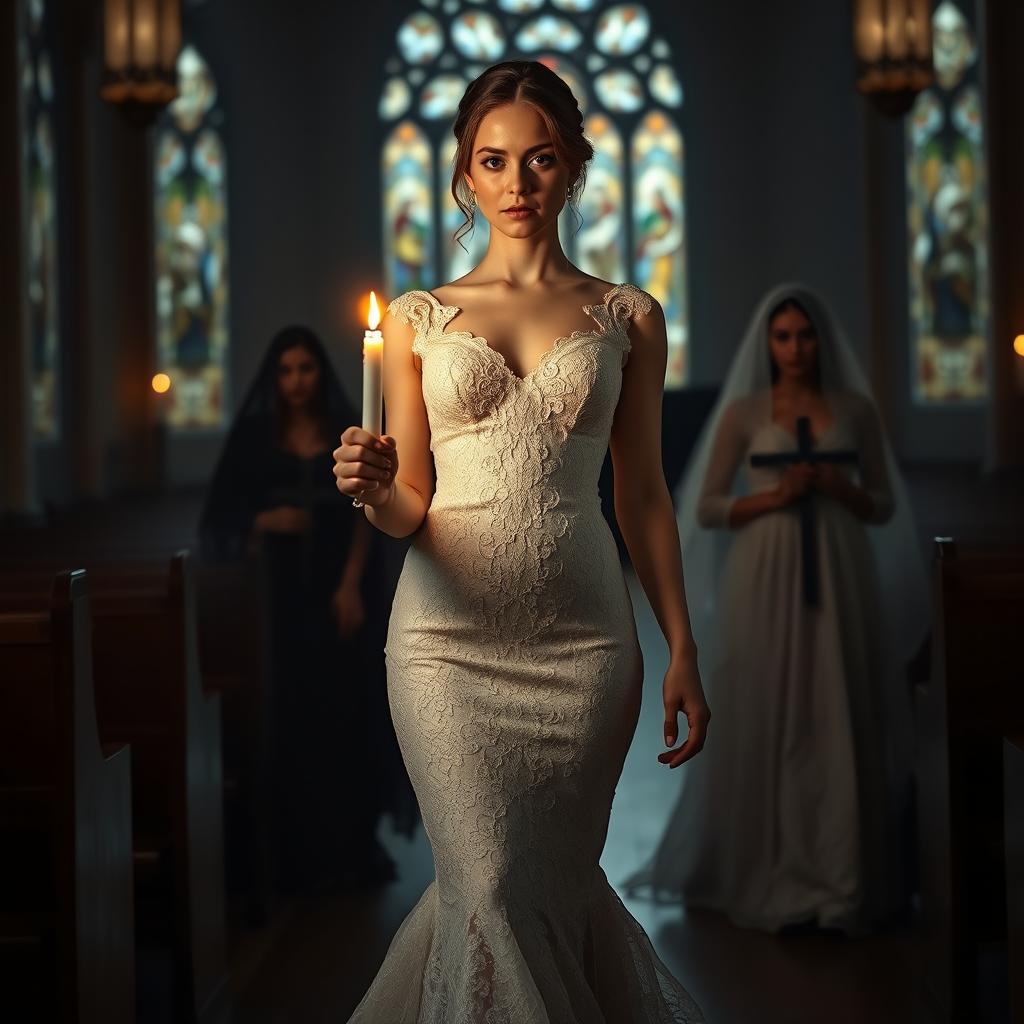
[334, 62, 708, 1021]
[627, 285, 929, 933]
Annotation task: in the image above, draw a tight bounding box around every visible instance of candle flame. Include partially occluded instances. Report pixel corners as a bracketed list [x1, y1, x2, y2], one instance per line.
[368, 291, 381, 331]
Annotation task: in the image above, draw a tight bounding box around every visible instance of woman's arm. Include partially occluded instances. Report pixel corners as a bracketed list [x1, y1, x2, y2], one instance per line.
[334, 310, 435, 538]
[610, 300, 709, 767]
[695, 401, 751, 528]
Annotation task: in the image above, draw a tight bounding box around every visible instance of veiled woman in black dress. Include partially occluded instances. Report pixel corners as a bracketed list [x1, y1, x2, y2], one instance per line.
[200, 325, 408, 891]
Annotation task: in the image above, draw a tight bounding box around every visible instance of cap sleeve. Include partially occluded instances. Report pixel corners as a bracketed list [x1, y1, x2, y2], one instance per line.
[386, 291, 436, 358]
[606, 283, 653, 329]
[585, 283, 656, 367]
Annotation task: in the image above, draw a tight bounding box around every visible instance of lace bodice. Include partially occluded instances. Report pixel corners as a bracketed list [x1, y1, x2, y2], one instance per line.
[387, 283, 652, 479]
[349, 282, 704, 1023]
[386, 283, 654, 655]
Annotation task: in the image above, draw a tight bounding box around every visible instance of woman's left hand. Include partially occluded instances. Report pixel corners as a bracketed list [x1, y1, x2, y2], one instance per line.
[332, 579, 365, 638]
[659, 650, 711, 769]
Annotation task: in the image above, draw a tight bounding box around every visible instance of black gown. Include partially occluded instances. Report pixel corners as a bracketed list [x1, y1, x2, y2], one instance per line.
[199, 330, 413, 892]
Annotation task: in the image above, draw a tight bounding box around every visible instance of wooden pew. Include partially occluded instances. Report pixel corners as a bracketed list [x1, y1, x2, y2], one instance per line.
[916, 538, 1024, 1022]
[1006, 732, 1024, 1024]
[90, 553, 228, 1023]
[194, 555, 274, 926]
[0, 570, 134, 1023]
[0, 553, 228, 1023]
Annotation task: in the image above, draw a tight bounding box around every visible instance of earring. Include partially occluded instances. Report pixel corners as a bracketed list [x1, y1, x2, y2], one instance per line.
[469, 191, 477, 207]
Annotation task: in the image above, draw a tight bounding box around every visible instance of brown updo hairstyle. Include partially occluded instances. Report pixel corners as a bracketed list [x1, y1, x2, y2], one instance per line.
[450, 60, 594, 249]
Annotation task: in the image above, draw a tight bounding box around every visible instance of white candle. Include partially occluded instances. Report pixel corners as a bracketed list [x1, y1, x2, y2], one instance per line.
[362, 291, 383, 437]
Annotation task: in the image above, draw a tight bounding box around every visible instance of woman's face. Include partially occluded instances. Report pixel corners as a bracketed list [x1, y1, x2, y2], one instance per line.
[463, 100, 572, 239]
[277, 344, 321, 410]
[768, 306, 819, 384]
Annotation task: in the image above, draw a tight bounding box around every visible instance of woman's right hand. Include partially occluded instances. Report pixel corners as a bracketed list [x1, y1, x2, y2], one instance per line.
[333, 426, 397, 508]
[775, 463, 815, 507]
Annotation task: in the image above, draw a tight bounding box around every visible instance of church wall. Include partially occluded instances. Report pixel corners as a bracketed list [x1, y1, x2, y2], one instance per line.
[179, 0, 884, 483]
[25, 0, 1003, 508]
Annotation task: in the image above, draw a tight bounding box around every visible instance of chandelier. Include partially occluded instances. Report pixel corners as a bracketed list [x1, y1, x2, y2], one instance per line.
[100, 0, 182, 117]
[853, 0, 935, 116]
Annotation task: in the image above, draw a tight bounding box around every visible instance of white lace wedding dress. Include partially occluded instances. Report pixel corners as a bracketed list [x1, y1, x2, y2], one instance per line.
[347, 284, 704, 1023]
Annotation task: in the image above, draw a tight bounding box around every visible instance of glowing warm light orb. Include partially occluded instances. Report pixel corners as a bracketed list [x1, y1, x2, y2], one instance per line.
[367, 290, 381, 331]
[1014, 335, 1024, 358]
[151, 372, 172, 394]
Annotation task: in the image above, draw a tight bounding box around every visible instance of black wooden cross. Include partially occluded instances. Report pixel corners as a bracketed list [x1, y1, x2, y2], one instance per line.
[749, 416, 858, 607]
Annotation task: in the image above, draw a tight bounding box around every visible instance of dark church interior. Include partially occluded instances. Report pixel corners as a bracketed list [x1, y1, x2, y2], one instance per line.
[1, 0, 1022, 1021]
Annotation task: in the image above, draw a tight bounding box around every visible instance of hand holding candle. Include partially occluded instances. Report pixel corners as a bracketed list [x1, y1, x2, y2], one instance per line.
[340, 291, 387, 509]
[362, 291, 383, 437]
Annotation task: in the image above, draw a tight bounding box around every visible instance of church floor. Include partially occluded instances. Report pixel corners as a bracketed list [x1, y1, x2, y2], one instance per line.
[218, 569, 921, 1024]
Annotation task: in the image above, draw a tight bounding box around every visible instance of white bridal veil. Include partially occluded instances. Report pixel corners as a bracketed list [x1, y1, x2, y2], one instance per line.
[676, 282, 931, 679]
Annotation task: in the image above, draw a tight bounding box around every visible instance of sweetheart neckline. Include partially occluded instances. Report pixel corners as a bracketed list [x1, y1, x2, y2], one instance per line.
[414, 283, 630, 384]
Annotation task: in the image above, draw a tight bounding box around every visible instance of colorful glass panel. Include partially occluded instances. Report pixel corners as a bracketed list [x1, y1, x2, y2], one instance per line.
[420, 74, 466, 119]
[906, 0, 989, 402]
[451, 11, 505, 60]
[498, 0, 543, 11]
[516, 16, 583, 53]
[154, 45, 231, 430]
[383, 121, 435, 299]
[595, 4, 650, 56]
[380, 77, 412, 120]
[398, 12, 444, 65]
[594, 68, 644, 112]
[649, 64, 683, 107]
[632, 111, 687, 387]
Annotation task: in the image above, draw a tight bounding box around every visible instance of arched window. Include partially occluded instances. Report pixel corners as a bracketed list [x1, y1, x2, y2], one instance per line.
[154, 44, 231, 430]
[380, 1, 689, 388]
[905, 0, 989, 404]
[19, 0, 60, 439]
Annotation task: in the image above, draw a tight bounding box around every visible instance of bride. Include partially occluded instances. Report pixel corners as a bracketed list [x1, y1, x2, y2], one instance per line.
[333, 61, 707, 1021]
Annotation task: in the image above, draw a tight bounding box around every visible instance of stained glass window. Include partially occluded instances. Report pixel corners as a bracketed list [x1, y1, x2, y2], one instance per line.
[632, 111, 686, 386]
[383, 121, 436, 295]
[906, 0, 989, 403]
[20, 0, 60, 439]
[153, 44, 231, 430]
[381, 1, 688, 387]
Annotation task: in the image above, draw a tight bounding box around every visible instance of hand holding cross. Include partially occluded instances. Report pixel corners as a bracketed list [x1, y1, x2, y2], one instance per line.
[750, 416, 859, 606]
